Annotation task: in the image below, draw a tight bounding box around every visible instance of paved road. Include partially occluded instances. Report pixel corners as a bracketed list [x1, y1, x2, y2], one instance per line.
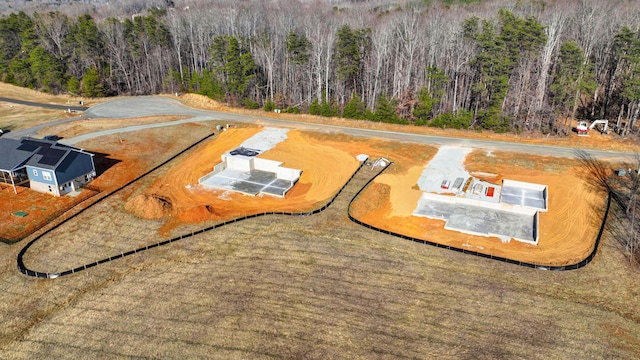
[0, 97, 88, 111]
[1, 97, 88, 140]
[62, 96, 636, 162]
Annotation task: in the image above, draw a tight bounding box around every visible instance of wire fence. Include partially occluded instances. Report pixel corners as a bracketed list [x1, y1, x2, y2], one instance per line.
[17, 157, 367, 278]
[346, 162, 613, 271]
[18, 146, 612, 278]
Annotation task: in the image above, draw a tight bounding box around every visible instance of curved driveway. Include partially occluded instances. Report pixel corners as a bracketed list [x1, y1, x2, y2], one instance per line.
[61, 96, 635, 162]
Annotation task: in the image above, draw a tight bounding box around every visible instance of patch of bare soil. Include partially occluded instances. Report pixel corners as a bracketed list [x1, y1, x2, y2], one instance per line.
[352, 150, 604, 266]
[0, 185, 97, 243]
[0, 122, 217, 242]
[124, 194, 173, 219]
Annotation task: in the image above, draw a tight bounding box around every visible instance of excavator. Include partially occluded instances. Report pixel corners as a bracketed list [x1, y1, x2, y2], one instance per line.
[576, 119, 609, 136]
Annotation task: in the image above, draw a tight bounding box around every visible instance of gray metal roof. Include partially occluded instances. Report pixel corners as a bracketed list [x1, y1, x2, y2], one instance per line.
[0, 137, 91, 172]
[0, 138, 37, 171]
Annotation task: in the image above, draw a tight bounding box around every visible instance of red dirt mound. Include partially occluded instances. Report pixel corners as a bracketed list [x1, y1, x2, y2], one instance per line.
[125, 194, 174, 219]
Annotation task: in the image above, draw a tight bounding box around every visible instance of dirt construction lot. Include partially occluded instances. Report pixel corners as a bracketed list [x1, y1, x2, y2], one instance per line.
[124, 127, 361, 236]
[131, 124, 605, 267]
[351, 149, 604, 266]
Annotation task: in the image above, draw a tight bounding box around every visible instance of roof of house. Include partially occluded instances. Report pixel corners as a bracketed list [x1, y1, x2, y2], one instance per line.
[0, 137, 91, 172]
[0, 138, 36, 171]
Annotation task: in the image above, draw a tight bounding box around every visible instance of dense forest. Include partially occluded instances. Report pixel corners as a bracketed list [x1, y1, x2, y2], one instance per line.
[1, 0, 640, 135]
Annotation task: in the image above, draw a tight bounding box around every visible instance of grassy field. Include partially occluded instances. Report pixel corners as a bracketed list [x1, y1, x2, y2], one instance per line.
[1, 85, 639, 357]
[1, 166, 639, 358]
[0, 82, 97, 131]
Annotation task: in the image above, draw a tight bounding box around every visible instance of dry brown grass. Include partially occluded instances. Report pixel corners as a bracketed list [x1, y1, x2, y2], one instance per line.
[1, 163, 639, 358]
[0, 82, 85, 105]
[0, 82, 110, 131]
[35, 115, 187, 139]
[0, 101, 75, 131]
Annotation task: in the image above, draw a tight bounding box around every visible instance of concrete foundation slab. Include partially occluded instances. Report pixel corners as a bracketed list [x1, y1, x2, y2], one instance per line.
[200, 167, 296, 197]
[413, 194, 537, 243]
[501, 180, 547, 210]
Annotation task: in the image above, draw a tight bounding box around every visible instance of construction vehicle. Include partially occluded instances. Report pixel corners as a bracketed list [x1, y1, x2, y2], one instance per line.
[589, 119, 609, 134]
[576, 119, 609, 136]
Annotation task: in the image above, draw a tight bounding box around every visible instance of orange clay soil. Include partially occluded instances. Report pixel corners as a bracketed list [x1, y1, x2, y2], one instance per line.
[124, 126, 438, 236]
[351, 149, 605, 266]
[0, 122, 214, 242]
[0, 185, 97, 243]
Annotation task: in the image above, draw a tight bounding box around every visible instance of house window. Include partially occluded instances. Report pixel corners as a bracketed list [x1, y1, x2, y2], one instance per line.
[32, 169, 38, 177]
[43, 171, 52, 181]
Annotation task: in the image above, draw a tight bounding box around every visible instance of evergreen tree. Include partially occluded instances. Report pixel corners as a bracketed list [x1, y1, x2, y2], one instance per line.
[550, 41, 587, 116]
[209, 35, 257, 103]
[68, 14, 104, 73]
[263, 99, 275, 112]
[82, 66, 103, 97]
[320, 97, 338, 117]
[67, 76, 80, 94]
[335, 25, 370, 95]
[343, 93, 366, 119]
[309, 98, 321, 115]
[373, 94, 398, 123]
[1, 12, 36, 87]
[286, 30, 311, 65]
[615, 27, 640, 105]
[29, 45, 63, 93]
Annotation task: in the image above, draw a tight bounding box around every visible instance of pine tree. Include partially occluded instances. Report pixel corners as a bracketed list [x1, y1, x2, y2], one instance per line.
[82, 66, 103, 97]
[343, 93, 366, 119]
[210, 35, 256, 103]
[550, 41, 586, 116]
[373, 94, 398, 123]
[335, 25, 370, 95]
[67, 76, 79, 94]
[29, 45, 63, 93]
[309, 98, 321, 115]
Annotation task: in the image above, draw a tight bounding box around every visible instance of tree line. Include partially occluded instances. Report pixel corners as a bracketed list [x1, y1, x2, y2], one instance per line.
[1, 0, 640, 136]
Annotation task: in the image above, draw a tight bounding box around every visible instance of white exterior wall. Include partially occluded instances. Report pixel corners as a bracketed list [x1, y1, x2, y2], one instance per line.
[226, 156, 253, 172]
[57, 173, 95, 196]
[253, 158, 282, 172]
[276, 167, 302, 181]
[30, 181, 61, 196]
[502, 179, 547, 191]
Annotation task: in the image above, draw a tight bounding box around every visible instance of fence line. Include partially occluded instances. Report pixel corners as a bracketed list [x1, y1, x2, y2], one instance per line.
[18, 159, 367, 278]
[19, 151, 612, 279]
[17, 131, 219, 278]
[346, 162, 612, 271]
